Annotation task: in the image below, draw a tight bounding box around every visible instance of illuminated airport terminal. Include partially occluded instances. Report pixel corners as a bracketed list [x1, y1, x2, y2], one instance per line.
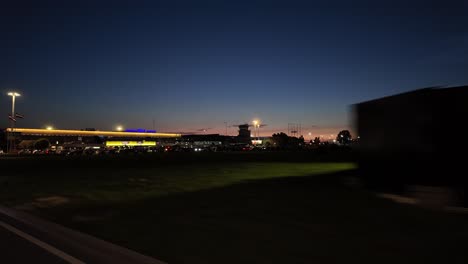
[2, 128, 181, 153]
[1, 124, 264, 153]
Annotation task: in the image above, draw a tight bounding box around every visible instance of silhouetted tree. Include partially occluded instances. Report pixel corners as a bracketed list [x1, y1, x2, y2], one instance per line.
[336, 130, 352, 145]
[18, 140, 35, 149]
[34, 138, 50, 150]
[272, 132, 289, 148]
[313, 137, 321, 144]
[271, 133, 305, 149]
[288, 137, 300, 148]
[298, 136, 304, 144]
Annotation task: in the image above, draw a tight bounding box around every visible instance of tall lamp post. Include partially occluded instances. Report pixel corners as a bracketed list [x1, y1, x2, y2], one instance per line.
[7, 92, 21, 153]
[252, 120, 258, 139]
[252, 119, 261, 141]
[257, 121, 260, 139]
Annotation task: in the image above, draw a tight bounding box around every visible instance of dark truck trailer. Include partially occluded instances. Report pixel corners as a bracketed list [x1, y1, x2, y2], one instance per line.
[354, 86, 468, 205]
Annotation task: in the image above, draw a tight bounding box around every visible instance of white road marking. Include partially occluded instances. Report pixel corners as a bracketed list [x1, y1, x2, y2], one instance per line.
[0, 220, 86, 264]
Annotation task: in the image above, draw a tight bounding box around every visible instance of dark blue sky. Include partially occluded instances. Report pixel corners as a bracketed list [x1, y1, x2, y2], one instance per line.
[1, 0, 467, 136]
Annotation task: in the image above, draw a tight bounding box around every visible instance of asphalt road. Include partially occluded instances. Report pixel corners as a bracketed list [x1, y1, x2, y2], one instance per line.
[0, 223, 69, 263]
[0, 206, 166, 264]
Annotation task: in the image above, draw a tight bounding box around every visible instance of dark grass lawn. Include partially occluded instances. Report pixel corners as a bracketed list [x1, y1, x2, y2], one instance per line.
[1, 153, 468, 263]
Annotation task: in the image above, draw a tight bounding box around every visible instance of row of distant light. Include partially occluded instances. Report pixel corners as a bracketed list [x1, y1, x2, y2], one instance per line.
[46, 125, 132, 132]
[45, 125, 150, 132]
[44, 126, 157, 133]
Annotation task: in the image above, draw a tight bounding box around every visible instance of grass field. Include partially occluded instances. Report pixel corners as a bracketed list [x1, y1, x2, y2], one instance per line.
[1, 152, 468, 264]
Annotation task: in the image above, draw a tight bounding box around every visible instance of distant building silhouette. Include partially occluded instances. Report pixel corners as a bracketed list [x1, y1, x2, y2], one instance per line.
[237, 124, 251, 144]
[355, 86, 468, 206]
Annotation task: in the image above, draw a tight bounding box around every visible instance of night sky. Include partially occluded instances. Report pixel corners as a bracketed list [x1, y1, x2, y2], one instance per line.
[1, 1, 467, 137]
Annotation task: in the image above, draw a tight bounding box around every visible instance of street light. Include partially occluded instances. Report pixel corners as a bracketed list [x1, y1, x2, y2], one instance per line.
[7, 92, 20, 118]
[7, 92, 21, 153]
[116, 125, 123, 131]
[46, 126, 54, 130]
[252, 120, 260, 138]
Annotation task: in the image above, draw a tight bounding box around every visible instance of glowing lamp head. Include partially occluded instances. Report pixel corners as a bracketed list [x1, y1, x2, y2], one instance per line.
[116, 126, 123, 131]
[7, 92, 21, 97]
[46, 126, 53, 130]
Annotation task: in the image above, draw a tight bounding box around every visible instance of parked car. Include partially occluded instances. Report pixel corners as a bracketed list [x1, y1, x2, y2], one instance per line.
[18, 149, 32, 155]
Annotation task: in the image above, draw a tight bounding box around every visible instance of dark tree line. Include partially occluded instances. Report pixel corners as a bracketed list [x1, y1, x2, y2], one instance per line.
[336, 130, 352, 145]
[271, 132, 304, 149]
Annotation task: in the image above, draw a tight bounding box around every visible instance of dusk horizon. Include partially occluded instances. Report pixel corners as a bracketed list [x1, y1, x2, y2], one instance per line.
[2, 1, 467, 137]
[2, 2, 468, 264]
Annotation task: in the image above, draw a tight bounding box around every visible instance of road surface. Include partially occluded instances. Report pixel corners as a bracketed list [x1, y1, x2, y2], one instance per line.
[0, 222, 70, 263]
[0, 206, 166, 264]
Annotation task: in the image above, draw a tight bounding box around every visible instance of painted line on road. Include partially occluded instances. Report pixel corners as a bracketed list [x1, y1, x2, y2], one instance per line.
[0, 220, 86, 264]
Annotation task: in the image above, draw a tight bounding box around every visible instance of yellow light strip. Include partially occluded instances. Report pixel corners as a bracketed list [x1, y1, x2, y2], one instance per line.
[6, 128, 181, 138]
[106, 141, 157, 147]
